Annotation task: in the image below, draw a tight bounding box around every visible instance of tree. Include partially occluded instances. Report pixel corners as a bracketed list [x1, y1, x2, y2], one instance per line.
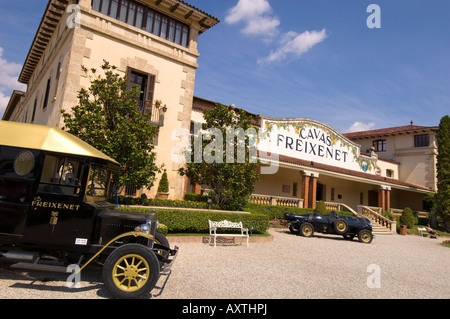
[436, 115, 450, 231]
[178, 103, 259, 210]
[157, 170, 169, 193]
[61, 60, 159, 192]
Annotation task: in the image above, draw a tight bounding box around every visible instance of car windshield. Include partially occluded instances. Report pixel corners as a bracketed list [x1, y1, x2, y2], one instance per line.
[85, 165, 111, 202]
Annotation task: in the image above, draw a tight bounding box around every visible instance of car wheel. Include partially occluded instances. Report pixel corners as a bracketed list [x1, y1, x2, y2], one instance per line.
[103, 243, 160, 299]
[334, 219, 348, 234]
[358, 229, 373, 244]
[289, 223, 298, 234]
[299, 222, 314, 237]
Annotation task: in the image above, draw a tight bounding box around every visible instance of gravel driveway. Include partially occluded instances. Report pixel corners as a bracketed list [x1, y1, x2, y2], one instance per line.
[0, 229, 449, 299]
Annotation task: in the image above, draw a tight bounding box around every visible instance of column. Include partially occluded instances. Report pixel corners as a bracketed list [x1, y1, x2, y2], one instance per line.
[309, 175, 318, 210]
[379, 186, 391, 211]
[302, 170, 319, 209]
[378, 187, 385, 212]
[383, 186, 391, 211]
[301, 174, 310, 208]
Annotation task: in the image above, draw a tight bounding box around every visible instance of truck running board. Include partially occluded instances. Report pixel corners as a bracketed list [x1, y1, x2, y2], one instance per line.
[11, 262, 71, 273]
[11, 255, 84, 274]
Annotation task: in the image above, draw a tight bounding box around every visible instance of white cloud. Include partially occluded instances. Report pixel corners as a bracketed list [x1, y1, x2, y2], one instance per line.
[258, 29, 327, 65]
[225, 0, 280, 40]
[226, 1, 327, 64]
[0, 47, 26, 118]
[344, 121, 376, 133]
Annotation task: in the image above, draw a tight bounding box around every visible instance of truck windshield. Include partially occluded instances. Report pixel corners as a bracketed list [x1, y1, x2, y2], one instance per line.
[38, 155, 84, 196]
[86, 165, 111, 202]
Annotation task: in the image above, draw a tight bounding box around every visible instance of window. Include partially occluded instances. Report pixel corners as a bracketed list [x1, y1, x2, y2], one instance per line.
[31, 98, 37, 122]
[190, 121, 201, 136]
[125, 183, 137, 196]
[42, 78, 51, 110]
[38, 155, 84, 196]
[92, 0, 190, 47]
[414, 134, 429, 147]
[86, 165, 111, 201]
[373, 139, 386, 152]
[386, 169, 393, 178]
[128, 69, 155, 114]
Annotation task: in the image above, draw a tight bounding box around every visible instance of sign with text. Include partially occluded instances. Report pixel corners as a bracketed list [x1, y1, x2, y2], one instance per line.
[257, 118, 377, 174]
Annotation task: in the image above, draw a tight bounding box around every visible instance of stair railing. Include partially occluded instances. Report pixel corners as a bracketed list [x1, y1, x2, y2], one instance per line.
[357, 205, 396, 233]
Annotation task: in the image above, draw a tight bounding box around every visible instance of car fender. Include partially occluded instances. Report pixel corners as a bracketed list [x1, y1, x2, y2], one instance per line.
[77, 231, 155, 274]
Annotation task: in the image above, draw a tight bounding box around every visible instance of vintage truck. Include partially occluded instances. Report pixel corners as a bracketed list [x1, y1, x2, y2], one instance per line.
[0, 121, 178, 298]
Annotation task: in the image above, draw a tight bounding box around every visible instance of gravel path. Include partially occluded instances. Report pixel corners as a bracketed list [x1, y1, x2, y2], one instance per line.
[0, 229, 449, 299]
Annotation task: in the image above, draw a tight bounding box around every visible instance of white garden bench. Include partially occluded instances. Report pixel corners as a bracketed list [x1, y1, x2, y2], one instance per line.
[208, 220, 249, 247]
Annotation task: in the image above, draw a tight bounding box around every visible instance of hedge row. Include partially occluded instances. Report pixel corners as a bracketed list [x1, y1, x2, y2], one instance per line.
[244, 203, 353, 220]
[244, 203, 315, 219]
[120, 206, 270, 234]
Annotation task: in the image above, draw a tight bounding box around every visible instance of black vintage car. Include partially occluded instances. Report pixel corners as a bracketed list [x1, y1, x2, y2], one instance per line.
[0, 121, 178, 298]
[285, 211, 374, 243]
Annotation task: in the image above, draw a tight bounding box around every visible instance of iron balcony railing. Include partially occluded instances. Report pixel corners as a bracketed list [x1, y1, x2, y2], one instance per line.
[137, 101, 165, 126]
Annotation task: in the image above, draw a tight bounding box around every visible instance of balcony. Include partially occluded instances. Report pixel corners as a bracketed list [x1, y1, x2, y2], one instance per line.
[137, 100, 166, 126]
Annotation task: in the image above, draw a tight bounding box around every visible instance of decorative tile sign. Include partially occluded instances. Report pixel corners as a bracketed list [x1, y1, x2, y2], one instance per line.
[257, 118, 378, 174]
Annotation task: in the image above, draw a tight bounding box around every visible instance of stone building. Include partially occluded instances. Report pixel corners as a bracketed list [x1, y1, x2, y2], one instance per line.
[2, 0, 219, 200]
[3, 0, 437, 217]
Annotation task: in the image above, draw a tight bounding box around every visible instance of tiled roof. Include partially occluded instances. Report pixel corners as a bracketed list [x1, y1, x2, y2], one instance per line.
[344, 124, 438, 140]
[258, 151, 432, 192]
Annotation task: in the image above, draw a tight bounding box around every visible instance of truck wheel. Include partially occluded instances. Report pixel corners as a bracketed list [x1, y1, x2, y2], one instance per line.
[154, 231, 170, 251]
[103, 243, 160, 299]
[358, 229, 373, 244]
[299, 222, 314, 237]
[153, 231, 170, 267]
[334, 219, 348, 234]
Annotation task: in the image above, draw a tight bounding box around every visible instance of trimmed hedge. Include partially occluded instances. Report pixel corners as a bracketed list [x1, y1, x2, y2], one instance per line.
[244, 203, 354, 220]
[244, 203, 314, 220]
[183, 193, 208, 203]
[120, 206, 270, 234]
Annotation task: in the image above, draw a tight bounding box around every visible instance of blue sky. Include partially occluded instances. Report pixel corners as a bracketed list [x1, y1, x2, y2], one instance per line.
[0, 0, 449, 133]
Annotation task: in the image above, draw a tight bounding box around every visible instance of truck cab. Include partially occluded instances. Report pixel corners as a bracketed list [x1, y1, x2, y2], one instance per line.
[0, 121, 178, 298]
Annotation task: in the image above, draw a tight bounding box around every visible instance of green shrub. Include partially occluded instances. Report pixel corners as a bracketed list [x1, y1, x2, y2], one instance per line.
[111, 196, 224, 210]
[157, 170, 169, 193]
[400, 207, 415, 228]
[244, 203, 353, 220]
[244, 203, 314, 220]
[121, 206, 270, 234]
[315, 201, 327, 214]
[382, 210, 394, 221]
[183, 193, 208, 203]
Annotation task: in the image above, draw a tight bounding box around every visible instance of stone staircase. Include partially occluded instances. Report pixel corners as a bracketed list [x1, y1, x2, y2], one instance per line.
[371, 220, 394, 235]
[323, 202, 395, 235]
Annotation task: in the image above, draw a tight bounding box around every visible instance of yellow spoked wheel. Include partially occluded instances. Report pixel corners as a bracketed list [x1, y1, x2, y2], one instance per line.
[334, 219, 348, 234]
[103, 244, 160, 299]
[300, 222, 314, 237]
[358, 229, 373, 244]
[113, 254, 150, 292]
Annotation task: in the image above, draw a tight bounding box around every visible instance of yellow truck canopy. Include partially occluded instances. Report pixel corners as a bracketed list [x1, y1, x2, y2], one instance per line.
[0, 121, 118, 164]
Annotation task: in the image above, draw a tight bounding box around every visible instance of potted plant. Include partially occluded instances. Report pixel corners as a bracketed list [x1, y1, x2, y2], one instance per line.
[156, 170, 169, 199]
[154, 99, 162, 108]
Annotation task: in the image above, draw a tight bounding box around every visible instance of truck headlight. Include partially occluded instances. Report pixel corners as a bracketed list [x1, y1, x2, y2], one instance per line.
[135, 221, 152, 234]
